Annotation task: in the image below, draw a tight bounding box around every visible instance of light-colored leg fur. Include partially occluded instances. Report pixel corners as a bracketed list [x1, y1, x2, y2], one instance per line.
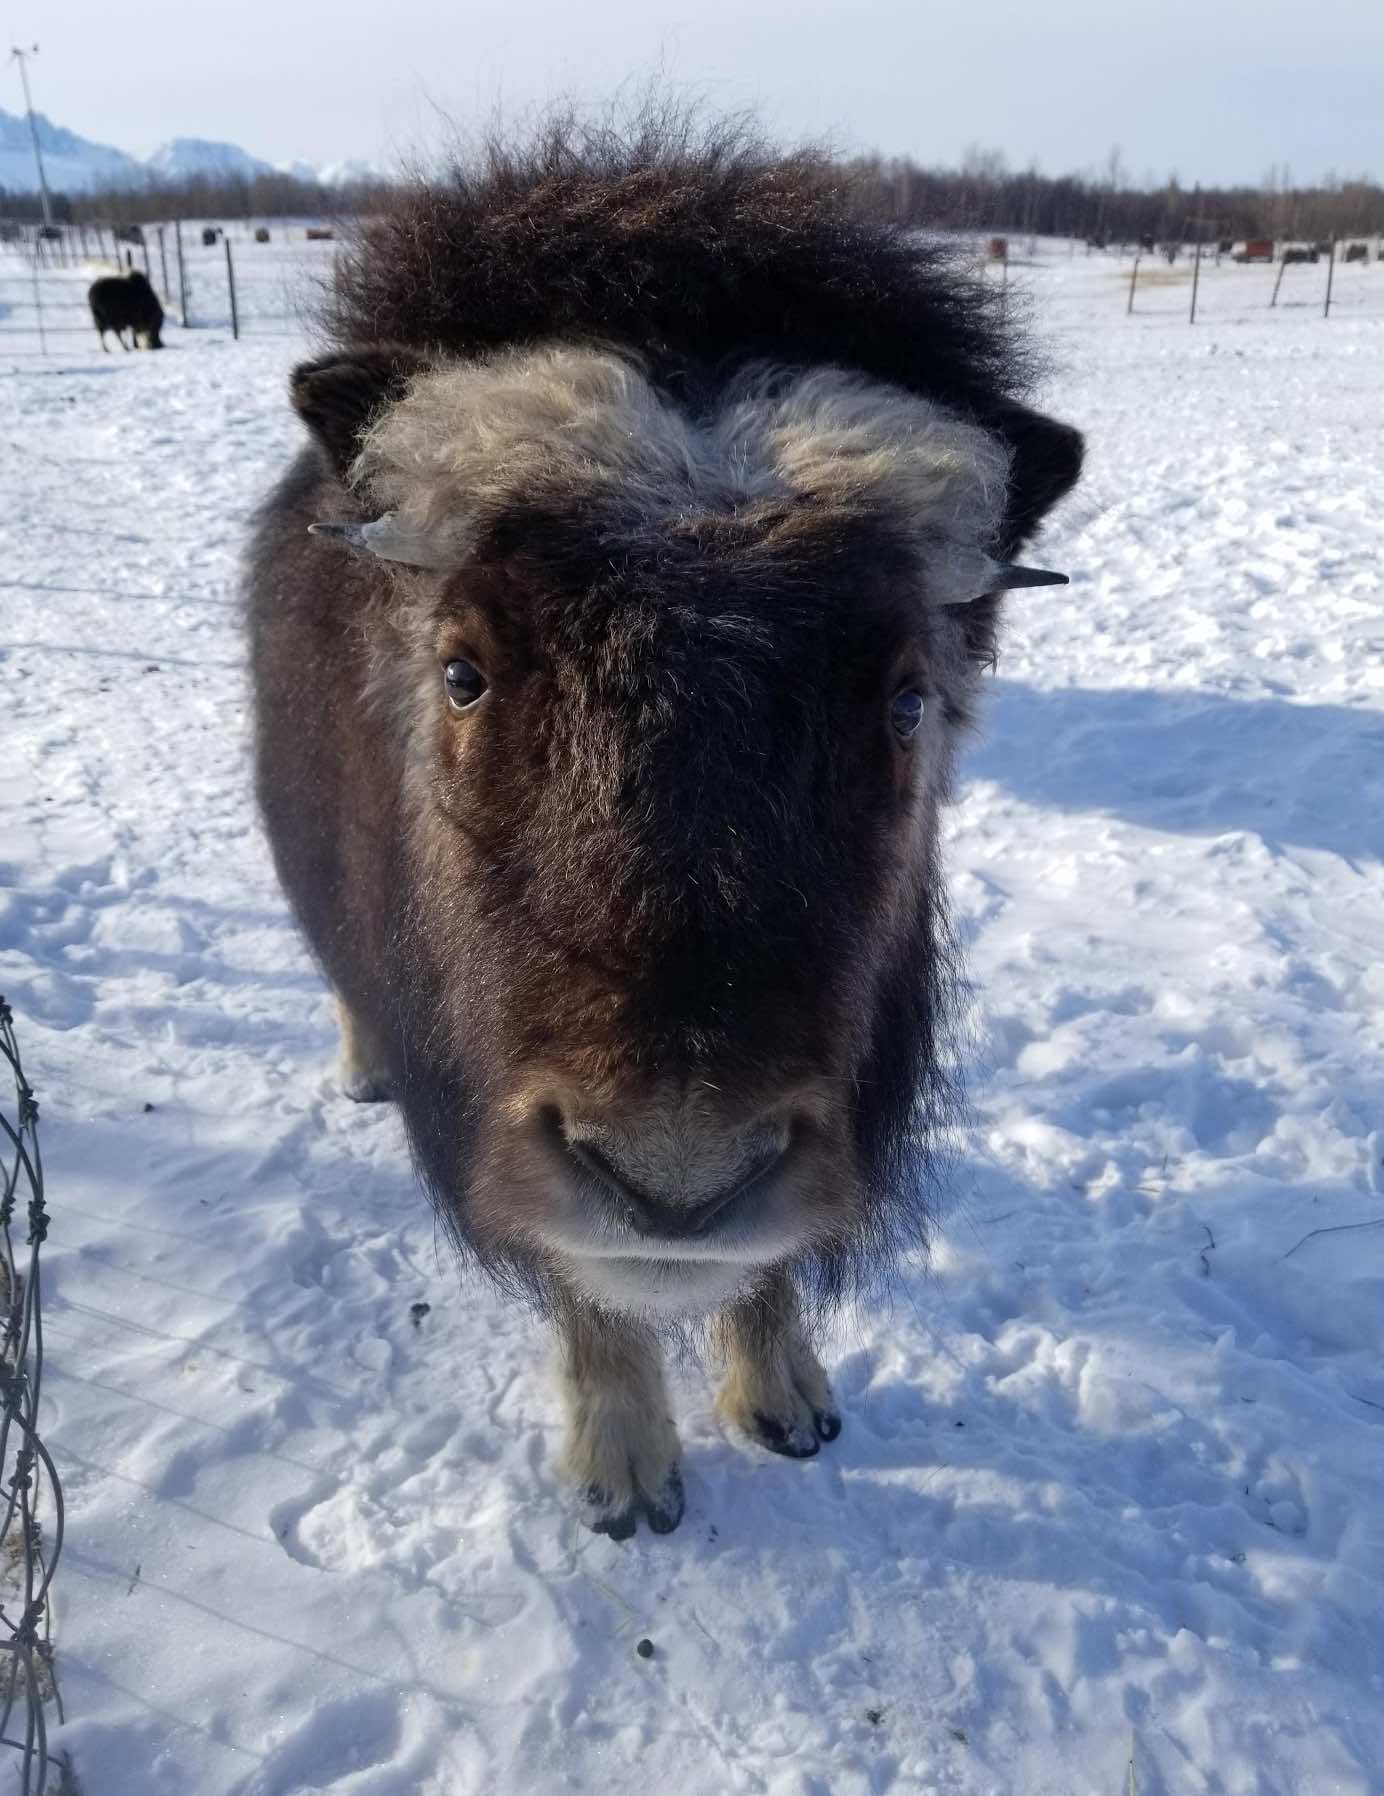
[556, 1304, 684, 1539]
[716, 1271, 841, 1458]
[336, 998, 394, 1103]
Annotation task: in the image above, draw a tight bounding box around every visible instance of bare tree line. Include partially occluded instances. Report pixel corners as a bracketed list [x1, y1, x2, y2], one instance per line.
[1, 145, 1380, 244]
[0, 166, 393, 225]
[850, 146, 1383, 244]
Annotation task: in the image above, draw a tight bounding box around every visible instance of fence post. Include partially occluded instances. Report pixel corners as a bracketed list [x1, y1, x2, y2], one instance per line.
[224, 236, 239, 340]
[141, 236, 151, 282]
[1270, 255, 1287, 308]
[157, 225, 170, 303]
[175, 219, 188, 327]
[1127, 255, 1140, 315]
[30, 259, 46, 355]
[1189, 241, 1202, 324]
[1323, 239, 1336, 318]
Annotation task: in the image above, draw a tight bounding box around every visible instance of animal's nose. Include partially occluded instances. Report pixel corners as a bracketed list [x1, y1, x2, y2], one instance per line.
[562, 1135, 786, 1240]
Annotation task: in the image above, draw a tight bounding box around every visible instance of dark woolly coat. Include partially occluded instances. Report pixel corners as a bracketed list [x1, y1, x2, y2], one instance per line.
[247, 122, 1082, 1302]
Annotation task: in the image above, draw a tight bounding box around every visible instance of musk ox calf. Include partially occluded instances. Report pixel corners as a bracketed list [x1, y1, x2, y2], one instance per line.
[88, 269, 163, 351]
[247, 123, 1082, 1539]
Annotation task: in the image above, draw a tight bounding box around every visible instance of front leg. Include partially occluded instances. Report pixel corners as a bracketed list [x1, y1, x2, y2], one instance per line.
[716, 1270, 841, 1458]
[556, 1301, 684, 1539]
[335, 996, 394, 1103]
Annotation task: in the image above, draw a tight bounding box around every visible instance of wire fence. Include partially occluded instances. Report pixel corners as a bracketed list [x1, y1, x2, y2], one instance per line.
[4, 220, 1383, 359]
[0, 1000, 63, 1796]
[0, 216, 342, 352]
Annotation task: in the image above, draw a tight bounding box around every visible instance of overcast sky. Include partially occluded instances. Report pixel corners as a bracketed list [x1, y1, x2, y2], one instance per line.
[8, 0, 1381, 185]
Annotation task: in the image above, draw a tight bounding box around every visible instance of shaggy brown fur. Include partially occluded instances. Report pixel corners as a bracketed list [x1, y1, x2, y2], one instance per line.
[247, 114, 1082, 1538]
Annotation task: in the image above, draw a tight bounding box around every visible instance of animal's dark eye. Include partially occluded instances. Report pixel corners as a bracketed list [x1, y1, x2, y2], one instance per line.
[891, 688, 926, 742]
[443, 659, 487, 709]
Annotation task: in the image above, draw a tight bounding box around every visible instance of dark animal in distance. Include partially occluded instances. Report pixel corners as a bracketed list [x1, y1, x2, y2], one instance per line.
[202, 226, 221, 248]
[87, 269, 164, 350]
[247, 118, 1082, 1540]
[305, 227, 334, 241]
[1344, 242, 1368, 264]
[255, 226, 271, 244]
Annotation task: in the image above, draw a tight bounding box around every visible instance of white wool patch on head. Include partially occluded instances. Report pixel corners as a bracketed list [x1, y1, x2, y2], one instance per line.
[351, 345, 1012, 601]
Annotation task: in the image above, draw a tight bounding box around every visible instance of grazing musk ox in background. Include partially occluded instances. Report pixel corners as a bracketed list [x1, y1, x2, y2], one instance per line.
[248, 120, 1082, 1539]
[87, 269, 164, 350]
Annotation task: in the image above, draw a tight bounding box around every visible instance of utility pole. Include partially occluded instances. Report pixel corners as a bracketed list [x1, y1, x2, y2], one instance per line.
[10, 44, 54, 228]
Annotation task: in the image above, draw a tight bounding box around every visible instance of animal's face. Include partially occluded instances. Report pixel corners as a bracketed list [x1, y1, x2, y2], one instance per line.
[296, 346, 1075, 1314]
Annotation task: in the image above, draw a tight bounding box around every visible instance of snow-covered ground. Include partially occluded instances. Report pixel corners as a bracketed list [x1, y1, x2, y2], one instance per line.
[2, 238, 1383, 1796]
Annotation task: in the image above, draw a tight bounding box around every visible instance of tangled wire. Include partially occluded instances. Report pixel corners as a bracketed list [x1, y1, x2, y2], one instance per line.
[0, 999, 63, 1793]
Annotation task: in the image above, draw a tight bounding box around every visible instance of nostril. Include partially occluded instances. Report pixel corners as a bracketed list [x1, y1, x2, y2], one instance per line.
[563, 1135, 786, 1241]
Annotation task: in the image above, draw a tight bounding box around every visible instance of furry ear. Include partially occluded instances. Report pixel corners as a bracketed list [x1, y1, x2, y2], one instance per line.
[290, 345, 432, 479]
[985, 398, 1085, 554]
[951, 400, 1082, 668]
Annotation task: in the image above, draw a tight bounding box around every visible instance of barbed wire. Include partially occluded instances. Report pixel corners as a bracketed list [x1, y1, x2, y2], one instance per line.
[0, 999, 64, 1796]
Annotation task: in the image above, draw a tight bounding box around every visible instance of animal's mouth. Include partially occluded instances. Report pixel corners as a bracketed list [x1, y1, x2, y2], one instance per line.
[531, 1107, 813, 1269]
[562, 1133, 790, 1246]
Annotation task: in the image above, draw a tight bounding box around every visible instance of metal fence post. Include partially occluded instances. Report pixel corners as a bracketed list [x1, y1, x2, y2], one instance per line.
[1189, 241, 1201, 324]
[141, 236, 151, 282]
[175, 219, 188, 327]
[224, 236, 239, 340]
[1127, 255, 1140, 315]
[30, 260, 46, 355]
[1323, 239, 1336, 318]
[157, 225, 169, 303]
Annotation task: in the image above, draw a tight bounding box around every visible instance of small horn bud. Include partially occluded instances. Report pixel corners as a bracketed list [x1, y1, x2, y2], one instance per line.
[986, 564, 1069, 592]
[308, 513, 447, 569]
[308, 521, 371, 549]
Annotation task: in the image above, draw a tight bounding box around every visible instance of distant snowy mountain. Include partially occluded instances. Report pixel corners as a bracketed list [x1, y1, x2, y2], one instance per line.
[317, 158, 381, 188]
[144, 137, 274, 182]
[0, 105, 380, 195]
[277, 156, 382, 188]
[0, 106, 141, 194]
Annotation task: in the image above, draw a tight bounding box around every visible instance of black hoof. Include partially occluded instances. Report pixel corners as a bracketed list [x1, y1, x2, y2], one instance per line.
[583, 1469, 685, 1540]
[752, 1411, 821, 1458]
[592, 1501, 642, 1544]
[643, 1466, 685, 1535]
